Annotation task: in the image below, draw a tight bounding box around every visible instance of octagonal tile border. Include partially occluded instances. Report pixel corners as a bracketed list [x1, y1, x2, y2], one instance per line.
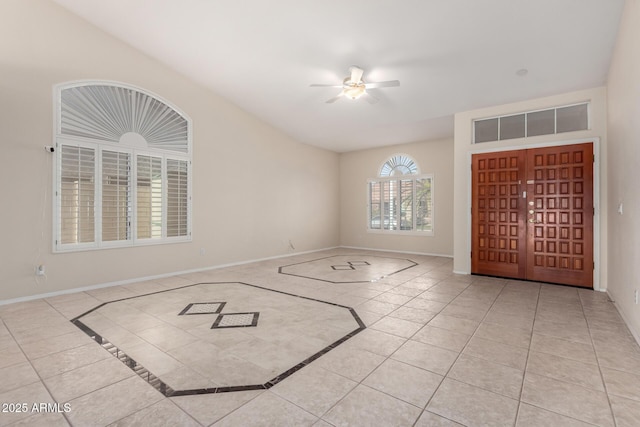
[70, 281, 365, 397]
[278, 254, 418, 283]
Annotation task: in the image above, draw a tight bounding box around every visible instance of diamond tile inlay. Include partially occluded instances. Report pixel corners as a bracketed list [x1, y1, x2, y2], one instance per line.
[332, 265, 355, 271]
[178, 302, 226, 316]
[211, 312, 260, 329]
[279, 255, 417, 283]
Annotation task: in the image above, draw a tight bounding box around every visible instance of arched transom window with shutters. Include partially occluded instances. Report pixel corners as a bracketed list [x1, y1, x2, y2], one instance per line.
[54, 81, 192, 251]
[368, 154, 433, 234]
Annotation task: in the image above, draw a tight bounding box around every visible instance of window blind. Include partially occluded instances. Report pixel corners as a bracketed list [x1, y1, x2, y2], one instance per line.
[367, 175, 433, 234]
[416, 178, 433, 232]
[101, 150, 131, 242]
[166, 159, 188, 238]
[60, 145, 96, 245]
[55, 82, 191, 252]
[136, 155, 163, 239]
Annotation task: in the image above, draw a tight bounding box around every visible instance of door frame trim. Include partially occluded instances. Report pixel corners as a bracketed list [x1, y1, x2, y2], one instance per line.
[465, 137, 601, 291]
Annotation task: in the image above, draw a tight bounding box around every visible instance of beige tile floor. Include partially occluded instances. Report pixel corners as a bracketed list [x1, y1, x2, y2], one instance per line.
[77, 281, 361, 391]
[1, 248, 640, 426]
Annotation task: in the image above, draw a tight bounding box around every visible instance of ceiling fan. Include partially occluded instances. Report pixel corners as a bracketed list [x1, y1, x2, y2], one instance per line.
[310, 66, 400, 104]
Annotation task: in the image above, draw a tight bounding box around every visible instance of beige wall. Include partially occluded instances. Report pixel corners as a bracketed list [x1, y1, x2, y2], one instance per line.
[0, 0, 339, 301]
[339, 138, 454, 256]
[606, 0, 640, 340]
[453, 87, 609, 290]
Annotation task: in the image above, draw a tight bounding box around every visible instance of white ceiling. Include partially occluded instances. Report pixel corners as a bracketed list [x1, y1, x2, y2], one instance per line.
[52, 0, 624, 153]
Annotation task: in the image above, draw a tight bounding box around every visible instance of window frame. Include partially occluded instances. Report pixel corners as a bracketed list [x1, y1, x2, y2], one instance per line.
[367, 172, 434, 236]
[53, 81, 192, 253]
[472, 101, 591, 144]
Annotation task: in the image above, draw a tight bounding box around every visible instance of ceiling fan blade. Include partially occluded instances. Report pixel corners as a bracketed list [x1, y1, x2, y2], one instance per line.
[326, 93, 344, 103]
[364, 80, 400, 89]
[363, 93, 379, 104]
[310, 84, 343, 88]
[349, 66, 364, 84]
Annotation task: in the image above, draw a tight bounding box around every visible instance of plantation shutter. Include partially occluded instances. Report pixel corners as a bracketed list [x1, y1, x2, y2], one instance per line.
[369, 182, 382, 229]
[101, 150, 131, 242]
[136, 155, 163, 239]
[367, 154, 433, 235]
[382, 181, 392, 230]
[60, 145, 96, 245]
[166, 159, 189, 237]
[400, 179, 413, 230]
[55, 82, 192, 251]
[416, 177, 433, 232]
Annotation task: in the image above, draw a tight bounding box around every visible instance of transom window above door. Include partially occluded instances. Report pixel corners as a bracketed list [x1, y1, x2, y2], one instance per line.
[473, 102, 590, 144]
[368, 154, 433, 235]
[53, 81, 192, 252]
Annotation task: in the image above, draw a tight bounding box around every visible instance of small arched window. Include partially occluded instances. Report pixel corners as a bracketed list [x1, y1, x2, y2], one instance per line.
[368, 154, 433, 234]
[54, 81, 192, 251]
[379, 154, 419, 177]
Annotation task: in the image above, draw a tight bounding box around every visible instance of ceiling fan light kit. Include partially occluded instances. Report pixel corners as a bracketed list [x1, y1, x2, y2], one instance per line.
[311, 66, 399, 104]
[343, 79, 366, 100]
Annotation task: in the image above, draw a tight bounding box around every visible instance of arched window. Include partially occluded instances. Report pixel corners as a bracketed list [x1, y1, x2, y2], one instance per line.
[379, 154, 419, 177]
[368, 154, 433, 234]
[54, 81, 192, 251]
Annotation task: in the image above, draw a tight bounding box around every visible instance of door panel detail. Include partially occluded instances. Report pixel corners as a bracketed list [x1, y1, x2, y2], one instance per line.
[525, 144, 593, 287]
[472, 150, 526, 279]
[472, 143, 593, 288]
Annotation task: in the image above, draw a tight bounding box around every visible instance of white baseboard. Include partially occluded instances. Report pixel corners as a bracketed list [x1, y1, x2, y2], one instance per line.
[607, 290, 640, 348]
[0, 246, 339, 306]
[452, 270, 470, 275]
[339, 245, 453, 258]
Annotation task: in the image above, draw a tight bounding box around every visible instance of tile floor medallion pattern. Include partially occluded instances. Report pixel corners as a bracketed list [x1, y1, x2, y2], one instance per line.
[331, 261, 371, 271]
[179, 302, 226, 316]
[279, 255, 417, 283]
[1, 248, 640, 426]
[71, 282, 364, 396]
[211, 312, 260, 329]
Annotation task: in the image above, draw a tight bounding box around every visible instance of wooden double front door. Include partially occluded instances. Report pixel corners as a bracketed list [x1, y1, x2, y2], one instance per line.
[471, 143, 594, 288]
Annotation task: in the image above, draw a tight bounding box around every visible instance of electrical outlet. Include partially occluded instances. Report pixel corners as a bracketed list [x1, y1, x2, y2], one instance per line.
[635, 289, 639, 305]
[35, 265, 45, 276]
[199, 248, 206, 256]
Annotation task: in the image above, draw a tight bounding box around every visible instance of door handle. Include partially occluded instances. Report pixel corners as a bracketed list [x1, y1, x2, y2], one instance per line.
[528, 209, 541, 223]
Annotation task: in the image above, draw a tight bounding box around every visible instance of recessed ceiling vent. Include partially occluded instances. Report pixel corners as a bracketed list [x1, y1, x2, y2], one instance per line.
[60, 84, 189, 153]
